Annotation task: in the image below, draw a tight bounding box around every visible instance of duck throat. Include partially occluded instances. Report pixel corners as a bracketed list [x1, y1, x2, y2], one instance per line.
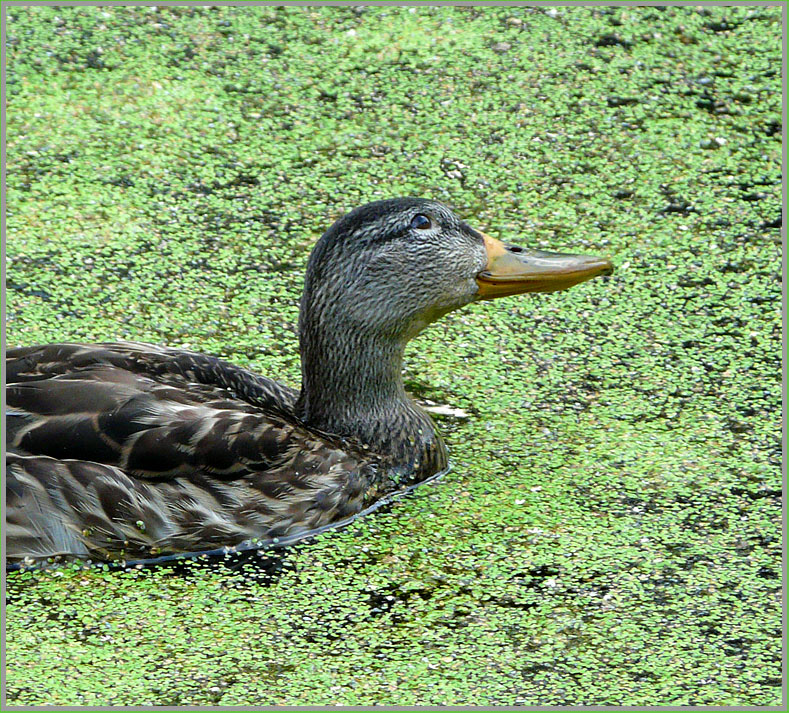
[295, 332, 447, 479]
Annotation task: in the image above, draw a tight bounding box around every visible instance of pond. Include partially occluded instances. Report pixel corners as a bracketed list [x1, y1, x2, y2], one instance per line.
[4, 4, 782, 705]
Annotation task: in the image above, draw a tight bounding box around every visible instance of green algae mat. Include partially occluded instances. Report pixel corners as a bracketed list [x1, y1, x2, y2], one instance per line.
[4, 4, 782, 706]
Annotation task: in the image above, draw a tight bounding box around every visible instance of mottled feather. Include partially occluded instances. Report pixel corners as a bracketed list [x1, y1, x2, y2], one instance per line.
[6, 342, 388, 564]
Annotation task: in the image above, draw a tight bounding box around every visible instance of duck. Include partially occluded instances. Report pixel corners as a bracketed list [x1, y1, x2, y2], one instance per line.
[5, 198, 613, 567]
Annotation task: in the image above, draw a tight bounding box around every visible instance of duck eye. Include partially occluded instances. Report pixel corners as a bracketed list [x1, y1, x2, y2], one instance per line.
[410, 214, 432, 230]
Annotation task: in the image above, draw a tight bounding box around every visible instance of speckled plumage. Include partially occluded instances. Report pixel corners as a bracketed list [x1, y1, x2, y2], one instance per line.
[6, 342, 392, 563]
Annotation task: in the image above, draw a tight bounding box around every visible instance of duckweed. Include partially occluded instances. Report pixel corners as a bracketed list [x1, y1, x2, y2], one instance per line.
[5, 4, 782, 705]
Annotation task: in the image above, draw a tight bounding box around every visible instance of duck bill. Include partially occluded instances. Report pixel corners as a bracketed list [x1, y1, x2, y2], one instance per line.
[476, 233, 614, 300]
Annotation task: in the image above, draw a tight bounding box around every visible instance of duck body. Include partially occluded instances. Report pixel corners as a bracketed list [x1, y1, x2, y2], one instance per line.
[6, 342, 425, 564]
[6, 198, 612, 566]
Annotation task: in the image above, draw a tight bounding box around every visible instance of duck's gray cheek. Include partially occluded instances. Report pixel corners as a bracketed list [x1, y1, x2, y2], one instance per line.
[449, 278, 483, 307]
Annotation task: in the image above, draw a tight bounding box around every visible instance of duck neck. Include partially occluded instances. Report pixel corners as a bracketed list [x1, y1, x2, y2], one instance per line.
[295, 330, 447, 479]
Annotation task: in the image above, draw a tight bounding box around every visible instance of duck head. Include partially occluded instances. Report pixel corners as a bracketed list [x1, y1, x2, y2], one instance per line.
[300, 198, 612, 341]
[295, 198, 612, 472]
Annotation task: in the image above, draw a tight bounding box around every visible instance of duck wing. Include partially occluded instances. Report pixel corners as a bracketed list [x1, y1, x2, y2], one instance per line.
[6, 343, 381, 564]
[7, 341, 298, 413]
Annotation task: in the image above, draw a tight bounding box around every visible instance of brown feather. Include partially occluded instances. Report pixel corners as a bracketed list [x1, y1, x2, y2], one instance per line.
[5, 342, 398, 565]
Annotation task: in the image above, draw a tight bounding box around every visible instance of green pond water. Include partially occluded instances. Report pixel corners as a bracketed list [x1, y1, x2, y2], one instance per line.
[4, 4, 782, 706]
